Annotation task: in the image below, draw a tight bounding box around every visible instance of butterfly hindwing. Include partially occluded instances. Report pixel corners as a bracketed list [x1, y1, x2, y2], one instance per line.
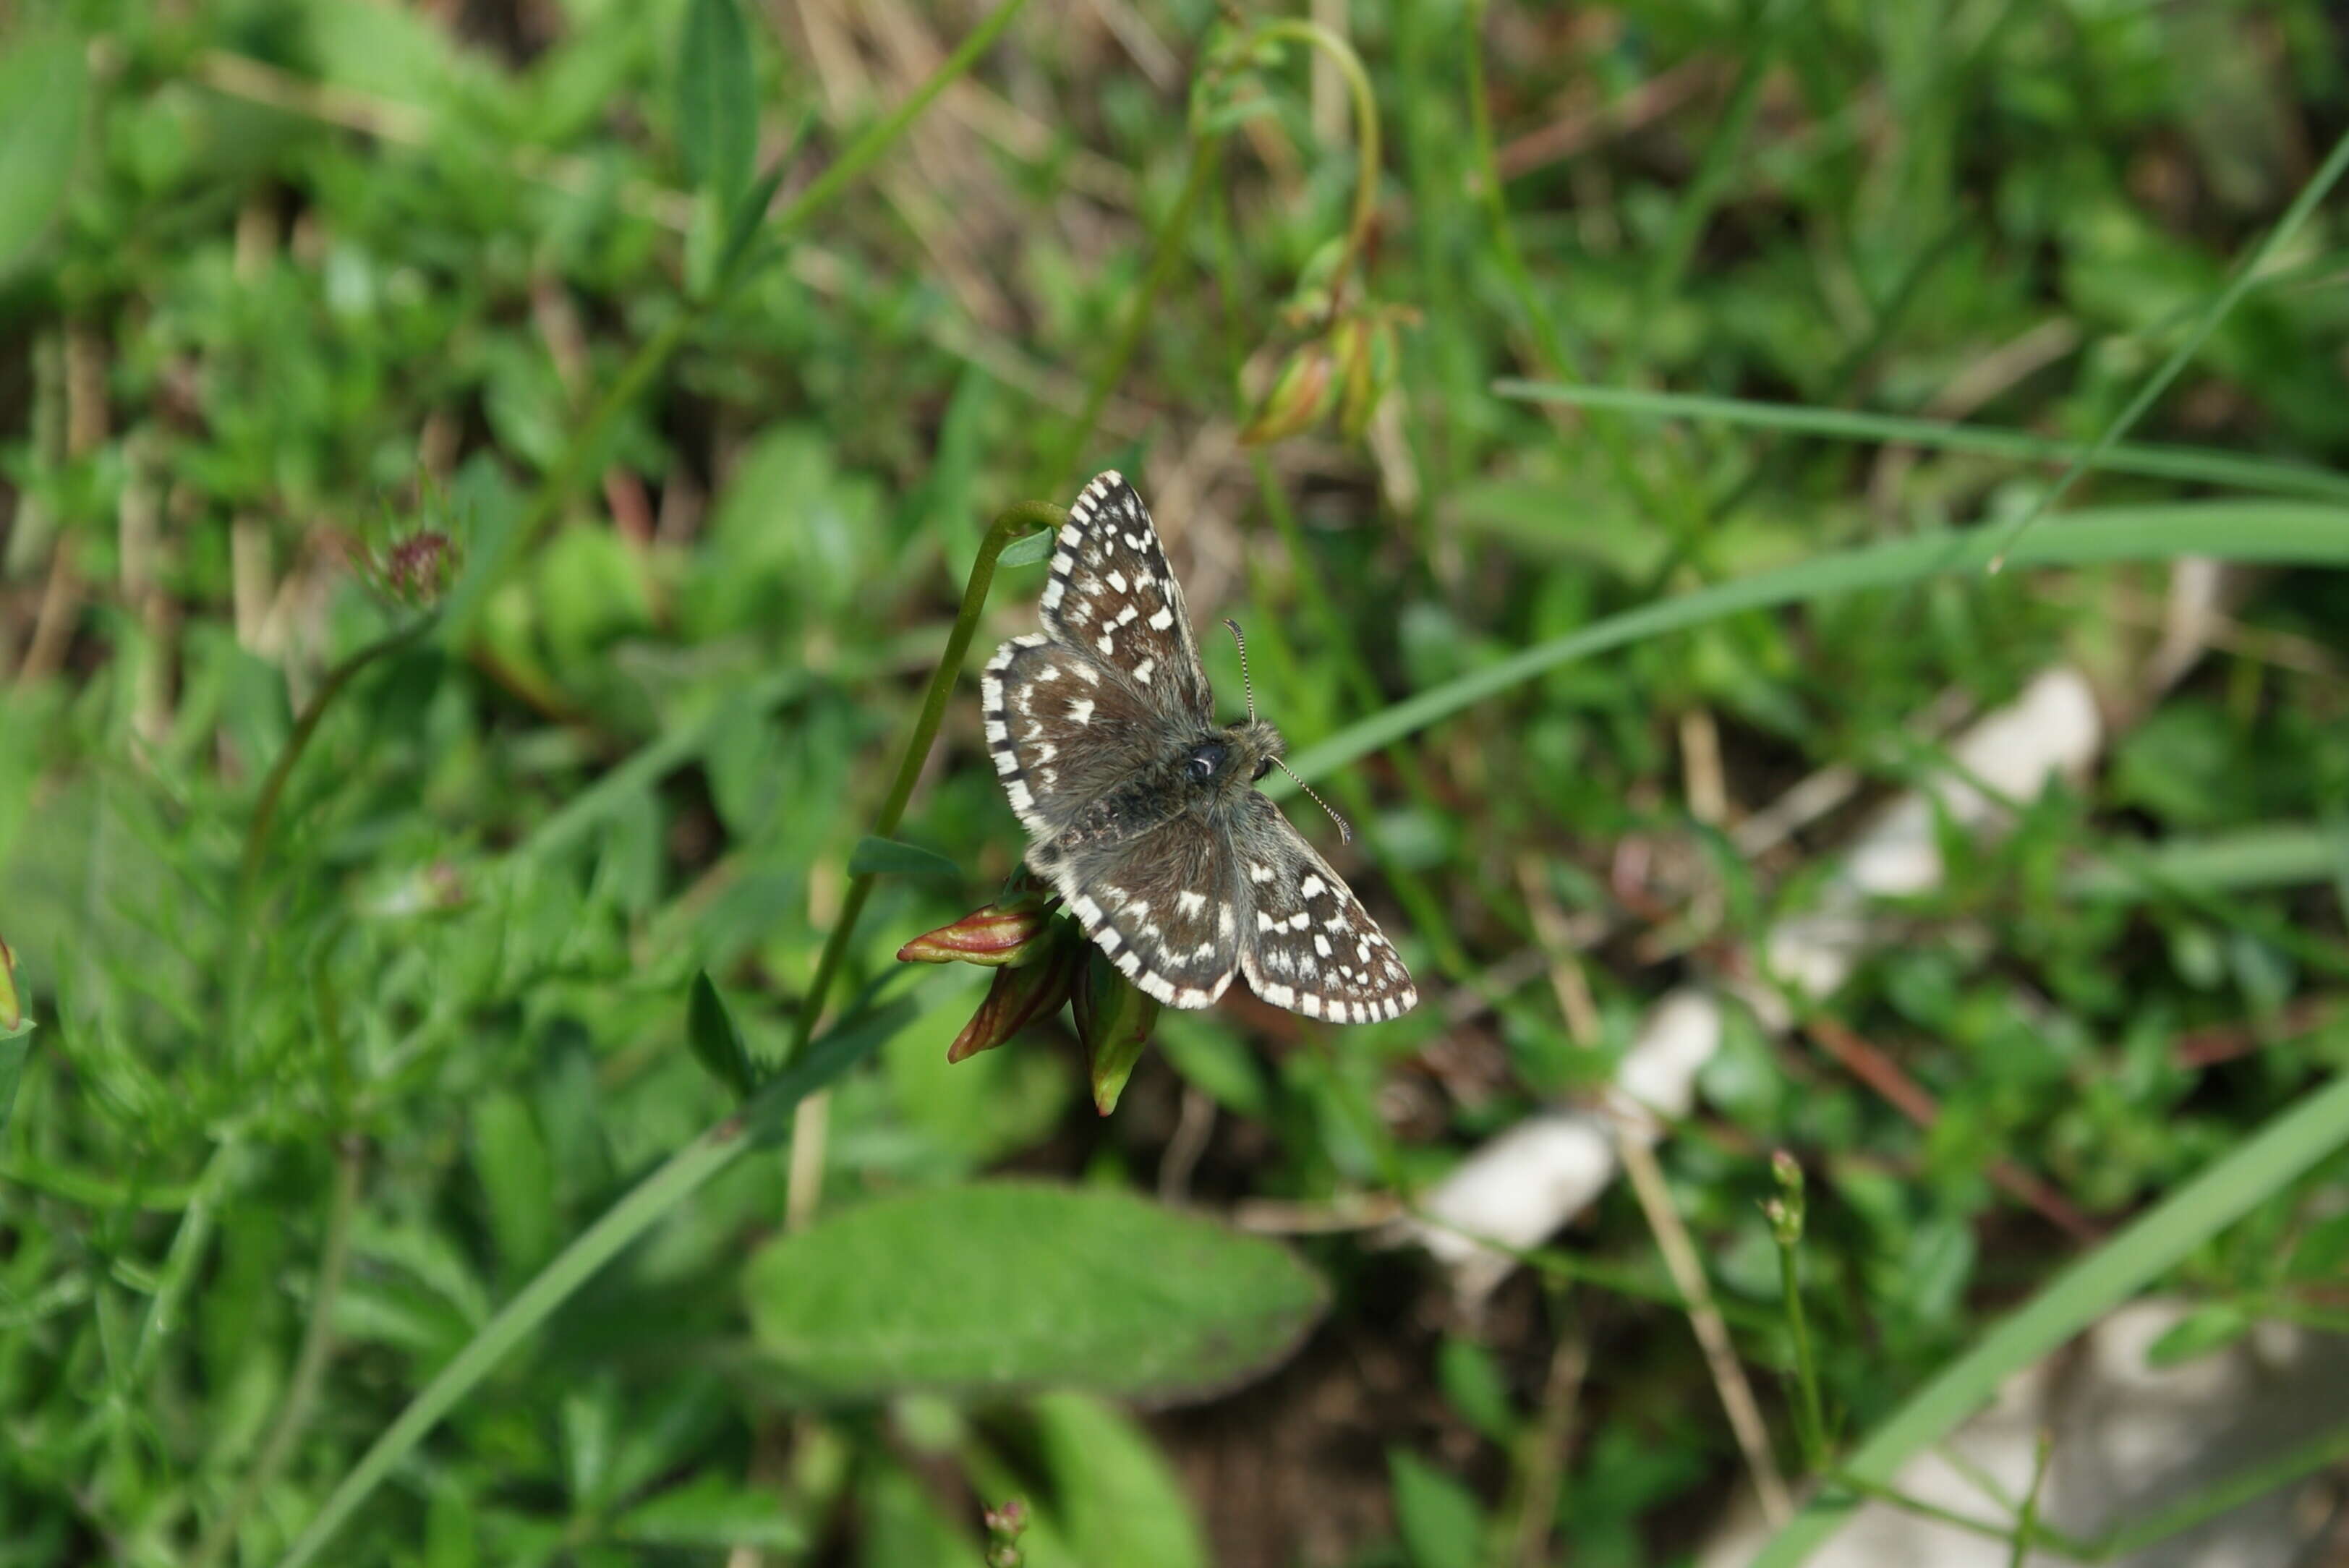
[1235, 795, 1418, 1022]
[1039, 472, 1214, 722]
[1049, 814, 1245, 1008]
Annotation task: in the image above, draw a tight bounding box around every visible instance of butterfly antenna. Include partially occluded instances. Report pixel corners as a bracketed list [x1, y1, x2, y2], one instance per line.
[1221, 618, 1257, 724]
[1269, 757, 1351, 844]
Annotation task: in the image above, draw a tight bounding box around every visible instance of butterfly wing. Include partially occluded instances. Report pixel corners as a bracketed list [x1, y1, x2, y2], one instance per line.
[980, 633, 1163, 841]
[983, 469, 1406, 1019]
[1234, 795, 1418, 1022]
[1047, 815, 1246, 1008]
[1039, 471, 1214, 723]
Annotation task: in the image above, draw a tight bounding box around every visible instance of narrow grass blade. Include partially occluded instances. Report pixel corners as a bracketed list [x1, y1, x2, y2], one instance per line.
[2066, 824, 2349, 900]
[1492, 382, 2349, 505]
[1279, 503, 2349, 789]
[1749, 1070, 2349, 1567]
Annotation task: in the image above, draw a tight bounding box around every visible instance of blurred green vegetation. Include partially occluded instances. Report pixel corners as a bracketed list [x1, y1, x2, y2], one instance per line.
[4, 0, 2349, 1564]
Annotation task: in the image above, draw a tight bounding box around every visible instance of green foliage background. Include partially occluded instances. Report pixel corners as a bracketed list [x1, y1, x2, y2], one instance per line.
[3, 0, 2348, 1564]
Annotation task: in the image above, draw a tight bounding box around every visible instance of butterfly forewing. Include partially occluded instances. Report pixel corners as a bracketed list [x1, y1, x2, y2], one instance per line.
[1039, 472, 1214, 722]
[1235, 796, 1418, 1022]
[979, 634, 1161, 840]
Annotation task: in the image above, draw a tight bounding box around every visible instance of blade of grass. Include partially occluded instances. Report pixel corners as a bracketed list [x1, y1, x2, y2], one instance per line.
[1274, 501, 2349, 791]
[270, 990, 916, 1568]
[1749, 1068, 2349, 1567]
[1492, 382, 2349, 504]
[1977, 124, 2349, 569]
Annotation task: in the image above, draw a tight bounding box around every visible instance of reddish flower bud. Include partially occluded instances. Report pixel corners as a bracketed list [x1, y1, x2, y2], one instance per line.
[945, 926, 1080, 1064]
[1073, 948, 1162, 1115]
[1237, 340, 1339, 447]
[898, 891, 1055, 968]
[0, 933, 18, 1032]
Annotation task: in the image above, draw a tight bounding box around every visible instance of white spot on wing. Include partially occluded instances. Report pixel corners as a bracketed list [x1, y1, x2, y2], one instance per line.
[1300, 874, 1326, 900]
[1070, 698, 1094, 725]
[1177, 890, 1206, 917]
[1132, 657, 1155, 685]
[1149, 607, 1174, 631]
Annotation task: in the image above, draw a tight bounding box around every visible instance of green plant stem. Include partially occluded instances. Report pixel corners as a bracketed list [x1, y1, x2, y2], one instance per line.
[1817, 1470, 2087, 1559]
[2094, 1415, 2349, 1559]
[1250, 20, 1381, 291]
[192, 1138, 363, 1568]
[237, 615, 438, 911]
[2008, 1430, 2053, 1568]
[784, 500, 1067, 1062]
[1040, 138, 1216, 490]
[127, 1138, 247, 1391]
[1778, 1234, 1828, 1473]
[0, 1159, 197, 1211]
[270, 995, 913, 1568]
[1979, 123, 2349, 570]
[1751, 1068, 2349, 1567]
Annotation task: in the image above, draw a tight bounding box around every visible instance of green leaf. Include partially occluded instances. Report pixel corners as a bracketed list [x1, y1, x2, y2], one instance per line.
[469, 1091, 558, 1278]
[2144, 1303, 2253, 1367]
[0, 33, 87, 280]
[687, 972, 756, 1099]
[1436, 1337, 1518, 1445]
[846, 835, 963, 884]
[998, 527, 1058, 568]
[1032, 1394, 1209, 1568]
[743, 1181, 1327, 1401]
[1388, 1449, 1488, 1568]
[676, 0, 757, 212]
[613, 1473, 805, 1549]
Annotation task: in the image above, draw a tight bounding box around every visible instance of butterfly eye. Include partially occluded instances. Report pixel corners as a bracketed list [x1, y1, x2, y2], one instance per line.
[1250, 757, 1272, 782]
[1187, 741, 1227, 781]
